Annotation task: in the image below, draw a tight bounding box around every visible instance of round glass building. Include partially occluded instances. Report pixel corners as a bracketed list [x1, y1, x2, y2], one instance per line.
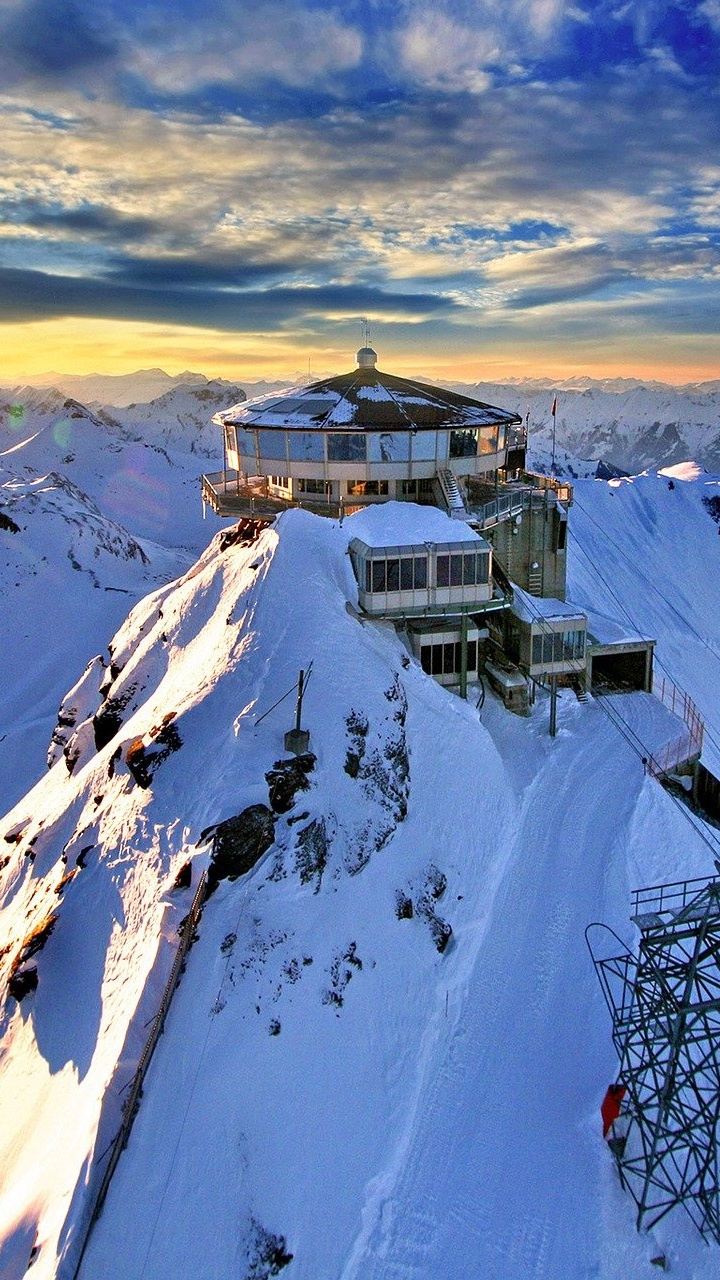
[206, 347, 523, 516]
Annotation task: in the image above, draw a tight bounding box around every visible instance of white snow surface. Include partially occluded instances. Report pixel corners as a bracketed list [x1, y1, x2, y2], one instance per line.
[1, 397, 720, 1279]
[347, 501, 483, 548]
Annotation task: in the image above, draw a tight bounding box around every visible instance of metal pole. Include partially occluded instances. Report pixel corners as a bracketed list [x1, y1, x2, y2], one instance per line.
[295, 670, 304, 732]
[549, 674, 558, 737]
[460, 614, 468, 700]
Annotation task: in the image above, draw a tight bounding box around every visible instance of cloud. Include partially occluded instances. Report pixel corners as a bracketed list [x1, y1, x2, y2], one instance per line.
[0, 265, 460, 331]
[0, 0, 118, 83]
[2, 200, 160, 242]
[127, 2, 363, 95]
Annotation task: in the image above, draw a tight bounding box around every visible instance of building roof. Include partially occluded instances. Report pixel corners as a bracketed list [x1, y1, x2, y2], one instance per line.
[214, 350, 522, 434]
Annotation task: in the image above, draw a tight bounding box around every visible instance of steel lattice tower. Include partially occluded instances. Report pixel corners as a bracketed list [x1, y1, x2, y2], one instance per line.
[587, 876, 720, 1242]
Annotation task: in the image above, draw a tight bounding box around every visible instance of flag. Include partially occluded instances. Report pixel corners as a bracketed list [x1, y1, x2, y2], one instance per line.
[551, 396, 557, 416]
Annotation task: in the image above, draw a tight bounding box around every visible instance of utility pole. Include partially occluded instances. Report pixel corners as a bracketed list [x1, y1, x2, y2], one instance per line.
[284, 668, 311, 755]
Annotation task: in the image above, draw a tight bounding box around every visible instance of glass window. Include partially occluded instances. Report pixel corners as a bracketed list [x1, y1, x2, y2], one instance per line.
[431, 645, 443, 676]
[463, 553, 476, 585]
[443, 643, 455, 675]
[371, 561, 385, 592]
[347, 480, 389, 496]
[532, 635, 542, 665]
[449, 428, 478, 458]
[400, 558, 414, 590]
[477, 551, 489, 584]
[288, 431, 324, 462]
[257, 430, 287, 460]
[399, 478, 434, 496]
[414, 556, 427, 588]
[368, 432, 410, 462]
[236, 428, 256, 458]
[387, 559, 400, 591]
[421, 647, 432, 674]
[327, 433, 366, 461]
[450, 555, 463, 587]
[411, 431, 437, 462]
[436, 555, 449, 588]
[298, 478, 329, 494]
[467, 641, 477, 670]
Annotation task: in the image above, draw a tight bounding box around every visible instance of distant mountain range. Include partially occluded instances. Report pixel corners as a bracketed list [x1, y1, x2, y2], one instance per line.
[5, 366, 720, 474]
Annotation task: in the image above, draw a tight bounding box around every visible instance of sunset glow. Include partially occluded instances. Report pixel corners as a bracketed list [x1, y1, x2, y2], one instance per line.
[1, 0, 718, 383]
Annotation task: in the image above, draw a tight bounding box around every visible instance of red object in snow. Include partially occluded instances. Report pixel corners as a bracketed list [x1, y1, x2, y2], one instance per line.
[601, 1083, 626, 1137]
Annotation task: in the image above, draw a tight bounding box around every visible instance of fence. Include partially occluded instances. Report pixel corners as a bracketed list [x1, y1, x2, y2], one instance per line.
[70, 871, 208, 1278]
[647, 676, 704, 778]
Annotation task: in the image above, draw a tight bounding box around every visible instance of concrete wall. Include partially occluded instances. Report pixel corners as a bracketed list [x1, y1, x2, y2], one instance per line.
[489, 495, 567, 600]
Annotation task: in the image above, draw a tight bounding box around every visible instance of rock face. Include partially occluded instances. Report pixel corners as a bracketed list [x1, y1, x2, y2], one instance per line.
[208, 805, 277, 892]
[265, 753, 316, 814]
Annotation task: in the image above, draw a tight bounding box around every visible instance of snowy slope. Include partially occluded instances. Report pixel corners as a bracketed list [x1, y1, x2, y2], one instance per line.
[0, 463, 188, 815]
[567, 464, 720, 776]
[1, 485, 720, 1280]
[0, 385, 231, 553]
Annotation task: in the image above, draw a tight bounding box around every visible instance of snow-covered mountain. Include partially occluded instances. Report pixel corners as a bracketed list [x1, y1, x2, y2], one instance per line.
[1, 453, 720, 1279]
[17, 369, 210, 408]
[450, 379, 720, 475]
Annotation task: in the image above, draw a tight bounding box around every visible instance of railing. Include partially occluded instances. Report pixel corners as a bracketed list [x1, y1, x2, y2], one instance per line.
[70, 872, 208, 1278]
[647, 676, 704, 778]
[631, 875, 719, 923]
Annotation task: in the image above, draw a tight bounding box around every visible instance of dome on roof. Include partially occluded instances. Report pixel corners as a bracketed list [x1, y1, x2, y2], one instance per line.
[356, 346, 378, 369]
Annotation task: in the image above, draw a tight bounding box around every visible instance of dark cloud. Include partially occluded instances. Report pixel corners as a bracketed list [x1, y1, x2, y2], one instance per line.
[4, 201, 159, 242]
[104, 254, 310, 289]
[0, 266, 459, 329]
[0, 0, 118, 82]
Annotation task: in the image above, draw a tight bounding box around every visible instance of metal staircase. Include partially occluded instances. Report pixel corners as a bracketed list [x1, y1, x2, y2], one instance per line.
[435, 469, 469, 519]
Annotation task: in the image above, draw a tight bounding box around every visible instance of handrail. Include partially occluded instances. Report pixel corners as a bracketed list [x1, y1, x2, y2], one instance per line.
[647, 676, 704, 778]
[70, 871, 208, 1278]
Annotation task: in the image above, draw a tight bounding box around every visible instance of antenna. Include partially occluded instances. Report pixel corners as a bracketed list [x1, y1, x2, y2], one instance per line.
[361, 316, 372, 349]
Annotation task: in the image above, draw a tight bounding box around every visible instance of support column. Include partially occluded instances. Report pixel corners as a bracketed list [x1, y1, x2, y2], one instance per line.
[549, 674, 558, 737]
[460, 613, 468, 700]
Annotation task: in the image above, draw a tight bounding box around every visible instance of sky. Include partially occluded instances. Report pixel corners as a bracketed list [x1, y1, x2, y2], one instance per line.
[0, 0, 719, 384]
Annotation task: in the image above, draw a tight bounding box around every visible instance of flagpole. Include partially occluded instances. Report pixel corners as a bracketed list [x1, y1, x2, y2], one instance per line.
[551, 395, 557, 474]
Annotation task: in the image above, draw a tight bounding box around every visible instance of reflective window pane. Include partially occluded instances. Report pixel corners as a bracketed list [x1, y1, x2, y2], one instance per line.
[449, 428, 478, 458]
[414, 557, 428, 588]
[327, 433, 366, 461]
[411, 430, 437, 462]
[368, 431, 410, 462]
[450, 555, 463, 586]
[371, 561, 385, 592]
[288, 431, 324, 461]
[400, 558, 414, 590]
[258, 430, 288, 460]
[236, 428, 256, 457]
[436, 555, 449, 587]
[387, 558, 400, 591]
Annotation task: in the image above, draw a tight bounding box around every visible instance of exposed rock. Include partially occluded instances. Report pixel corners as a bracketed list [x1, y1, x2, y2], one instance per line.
[294, 816, 330, 889]
[0, 508, 20, 534]
[265, 753, 316, 813]
[8, 968, 38, 1001]
[218, 518, 269, 551]
[173, 860, 192, 890]
[208, 804, 276, 893]
[125, 721, 182, 789]
[93, 682, 138, 751]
